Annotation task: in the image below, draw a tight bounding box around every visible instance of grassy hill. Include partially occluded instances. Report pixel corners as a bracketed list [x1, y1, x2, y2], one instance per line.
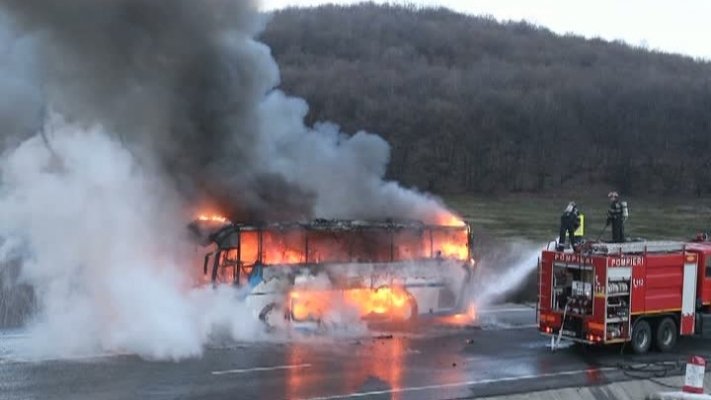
[261, 3, 711, 197]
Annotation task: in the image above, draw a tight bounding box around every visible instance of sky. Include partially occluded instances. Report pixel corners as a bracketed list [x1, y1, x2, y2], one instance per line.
[261, 0, 711, 60]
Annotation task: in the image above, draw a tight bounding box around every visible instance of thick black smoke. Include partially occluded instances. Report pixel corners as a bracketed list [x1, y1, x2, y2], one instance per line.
[0, 0, 294, 219]
[0, 1, 461, 356]
[0, 0, 453, 223]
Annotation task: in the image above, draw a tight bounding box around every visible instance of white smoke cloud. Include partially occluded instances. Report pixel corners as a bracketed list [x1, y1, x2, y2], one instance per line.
[0, 116, 265, 360]
[0, 112, 449, 360]
[0, 0, 463, 360]
[255, 90, 452, 222]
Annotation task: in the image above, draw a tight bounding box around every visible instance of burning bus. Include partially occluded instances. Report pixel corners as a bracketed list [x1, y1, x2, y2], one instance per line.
[190, 217, 474, 328]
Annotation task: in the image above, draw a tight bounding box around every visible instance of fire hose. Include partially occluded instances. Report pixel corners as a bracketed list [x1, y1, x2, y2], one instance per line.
[552, 298, 573, 351]
[595, 224, 608, 241]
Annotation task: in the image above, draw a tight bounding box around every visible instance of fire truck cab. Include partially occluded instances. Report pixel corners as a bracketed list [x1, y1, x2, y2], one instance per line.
[538, 241, 711, 354]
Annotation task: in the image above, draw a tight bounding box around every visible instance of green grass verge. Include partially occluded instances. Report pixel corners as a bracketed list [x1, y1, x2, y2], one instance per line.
[445, 194, 711, 242]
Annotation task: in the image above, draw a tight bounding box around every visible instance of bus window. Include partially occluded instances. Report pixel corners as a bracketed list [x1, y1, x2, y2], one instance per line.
[240, 231, 259, 265]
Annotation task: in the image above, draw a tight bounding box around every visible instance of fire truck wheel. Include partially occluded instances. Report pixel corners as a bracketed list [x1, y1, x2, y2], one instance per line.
[654, 318, 677, 352]
[631, 319, 652, 354]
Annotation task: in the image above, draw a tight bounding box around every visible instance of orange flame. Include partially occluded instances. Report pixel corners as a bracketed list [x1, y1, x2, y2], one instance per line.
[242, 225, 468, 266]
[202, 217, 471, 286]
[197, 214, 230, 224]
[290, 286, 413, 321]
[432, 228, 469, 260]
[262, 231, 307, 264]
[437, 212, 466, 227]
[290, 290, 329, 321]
[345, 287, 411, 319]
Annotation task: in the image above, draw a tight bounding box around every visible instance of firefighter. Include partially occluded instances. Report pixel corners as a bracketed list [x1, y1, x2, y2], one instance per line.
[557, 201, 581, 251]
[606, 191, 625, 243]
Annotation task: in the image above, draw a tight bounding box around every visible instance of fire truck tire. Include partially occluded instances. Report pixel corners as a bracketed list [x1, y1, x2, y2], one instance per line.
[631, 319, 652, 354]
[654, 317, 677, 352]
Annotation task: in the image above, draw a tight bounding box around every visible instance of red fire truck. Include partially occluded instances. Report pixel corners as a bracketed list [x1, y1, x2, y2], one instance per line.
[538, 240, 711, 354]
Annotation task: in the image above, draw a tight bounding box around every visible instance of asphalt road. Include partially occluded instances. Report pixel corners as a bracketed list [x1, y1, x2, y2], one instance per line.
[1, 306, 708, 400]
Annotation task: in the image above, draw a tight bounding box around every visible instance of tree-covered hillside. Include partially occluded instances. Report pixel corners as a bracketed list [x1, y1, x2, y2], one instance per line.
[260, 3, 711, 196]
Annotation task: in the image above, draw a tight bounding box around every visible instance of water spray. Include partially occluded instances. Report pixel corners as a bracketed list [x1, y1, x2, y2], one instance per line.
[469, 238, 558, 314]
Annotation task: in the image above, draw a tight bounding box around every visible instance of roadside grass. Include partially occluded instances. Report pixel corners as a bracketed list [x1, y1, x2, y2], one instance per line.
[445, 194, 711, 242]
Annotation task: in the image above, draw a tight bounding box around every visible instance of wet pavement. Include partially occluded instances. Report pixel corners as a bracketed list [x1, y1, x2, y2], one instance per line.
[0, 306, 708, 400]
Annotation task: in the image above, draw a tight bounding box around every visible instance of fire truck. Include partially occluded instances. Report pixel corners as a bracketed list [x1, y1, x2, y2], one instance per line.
[190, 218, 474, 328]
[538, 240, 711, 353]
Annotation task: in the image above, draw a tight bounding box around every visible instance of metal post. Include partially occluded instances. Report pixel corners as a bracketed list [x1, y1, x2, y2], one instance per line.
[236, 229, 241, 285]
[429, 229, 434, 258]
[305, 234, 310, 264]
[211, 250, 222, 285]
[258, 229, 263, 264]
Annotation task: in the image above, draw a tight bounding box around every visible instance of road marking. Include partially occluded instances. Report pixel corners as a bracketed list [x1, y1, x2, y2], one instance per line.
[489, 323, 538, 330]
[300, 367, 617, 400]
[212, 363, 312, 376]
[479, 307, 535, 314]
[1, 352, 134, 364]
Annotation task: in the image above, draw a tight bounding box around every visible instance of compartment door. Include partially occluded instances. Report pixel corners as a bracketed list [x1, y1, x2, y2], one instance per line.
[681, 260, 698, 335]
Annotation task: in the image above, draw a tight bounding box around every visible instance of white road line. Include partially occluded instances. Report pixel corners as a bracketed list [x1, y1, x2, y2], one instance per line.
[211, 363, 312, 376]
[2, 352, 134, 364]
[495, 323, 539, 330]
[479, 308, 535, 314]
[300, 367, 617, 400]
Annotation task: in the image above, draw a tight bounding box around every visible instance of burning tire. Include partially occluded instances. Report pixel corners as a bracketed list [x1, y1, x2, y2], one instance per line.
[631, 319, 652, 354]
[654, 317, 677, 352]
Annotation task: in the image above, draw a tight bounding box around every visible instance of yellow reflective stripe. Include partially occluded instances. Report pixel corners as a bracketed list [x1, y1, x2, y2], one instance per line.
[574, 213, 585, 236]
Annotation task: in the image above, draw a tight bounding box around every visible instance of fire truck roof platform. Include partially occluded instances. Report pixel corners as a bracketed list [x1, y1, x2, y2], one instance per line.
[587, 241, 686, 255]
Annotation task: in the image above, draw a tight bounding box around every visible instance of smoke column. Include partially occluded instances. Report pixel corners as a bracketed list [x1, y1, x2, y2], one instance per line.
[0, 116, 268, 360]
[0, 1, 460, 359]
[0, 0, 453, 223]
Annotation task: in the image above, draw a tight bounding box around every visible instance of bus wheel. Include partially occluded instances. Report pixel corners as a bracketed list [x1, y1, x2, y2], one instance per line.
[655, 317, 677, 352]
[631, 319, 652, 354]
[259, 302, 283, 331]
